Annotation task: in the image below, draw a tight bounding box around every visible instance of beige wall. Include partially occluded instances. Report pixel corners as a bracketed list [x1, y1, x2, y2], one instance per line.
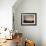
[0, 0, 16, 38]
[13, 0, 41, 46]
[13, 0, 46, 46]
[0, 0, 16, 29]
[41, 0, 46, 46]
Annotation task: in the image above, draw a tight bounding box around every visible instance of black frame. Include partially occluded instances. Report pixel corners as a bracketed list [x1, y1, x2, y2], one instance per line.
[21, 13, 37, 26]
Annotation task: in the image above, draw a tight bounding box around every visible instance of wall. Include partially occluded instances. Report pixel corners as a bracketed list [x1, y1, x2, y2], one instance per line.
[13, 0, 41, 46]
[0, 0, 16, 30]
[41, 0, 46, 46]
[0, 0, 17, 38]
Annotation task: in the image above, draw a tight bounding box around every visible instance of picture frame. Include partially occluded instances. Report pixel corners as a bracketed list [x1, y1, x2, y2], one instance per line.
[21, 13, 37, 26]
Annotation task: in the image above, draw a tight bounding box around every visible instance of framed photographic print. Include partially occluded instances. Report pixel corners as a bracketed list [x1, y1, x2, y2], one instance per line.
[21, 13, 37, 26]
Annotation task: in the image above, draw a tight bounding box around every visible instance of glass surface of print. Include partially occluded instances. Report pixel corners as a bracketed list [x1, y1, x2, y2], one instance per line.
[21, 13, 37, 26]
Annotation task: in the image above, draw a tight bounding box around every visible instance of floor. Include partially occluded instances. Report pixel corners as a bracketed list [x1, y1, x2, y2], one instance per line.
[0, 33, 23, 46]
[0, 39, 16, 46]
[0, 39, 24, 46]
